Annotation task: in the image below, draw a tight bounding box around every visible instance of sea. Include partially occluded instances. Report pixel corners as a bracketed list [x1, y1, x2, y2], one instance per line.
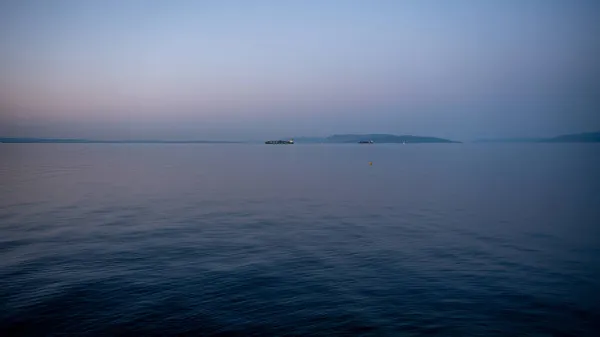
[1, 143, 599, 336]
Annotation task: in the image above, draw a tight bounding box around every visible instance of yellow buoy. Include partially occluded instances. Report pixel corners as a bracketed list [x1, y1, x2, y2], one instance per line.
[369, 162, 372, 166]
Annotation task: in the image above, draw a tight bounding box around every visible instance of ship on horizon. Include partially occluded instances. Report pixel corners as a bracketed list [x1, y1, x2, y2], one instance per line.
[358, 140, 374, 144]
[265, 139, 294, 144]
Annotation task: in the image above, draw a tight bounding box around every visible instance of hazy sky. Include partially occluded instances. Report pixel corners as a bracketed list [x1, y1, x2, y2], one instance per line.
[1, 0, 599, 140]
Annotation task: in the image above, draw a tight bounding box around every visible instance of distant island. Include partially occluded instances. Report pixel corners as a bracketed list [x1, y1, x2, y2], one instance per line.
[0, 138, 240, 144]
[475, 131, 600, 143]
[291, 134, 459, 144]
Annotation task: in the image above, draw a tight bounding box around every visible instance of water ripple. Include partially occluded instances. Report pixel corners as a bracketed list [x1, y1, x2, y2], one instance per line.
[1, 144, 599, 336]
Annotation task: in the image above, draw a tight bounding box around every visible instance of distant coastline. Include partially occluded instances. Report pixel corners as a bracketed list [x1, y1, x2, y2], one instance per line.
[0, 138, 240, 144]
[2, 131, 599, 144]
[289, 134, 460, 144]
[0, 134, 460, 144]
[475, 131, 600, 143]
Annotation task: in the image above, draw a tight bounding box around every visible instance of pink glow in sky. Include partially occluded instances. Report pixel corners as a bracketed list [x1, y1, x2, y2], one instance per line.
[1, 0, 599, 140]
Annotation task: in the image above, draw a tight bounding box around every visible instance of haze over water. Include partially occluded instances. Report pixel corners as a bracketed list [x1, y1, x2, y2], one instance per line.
[1, 144, 599, 336]
[2, 0, 600, 335]
[1, 0, 599, 140]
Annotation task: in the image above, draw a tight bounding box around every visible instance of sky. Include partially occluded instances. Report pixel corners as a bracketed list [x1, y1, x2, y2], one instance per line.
[1, 0, 599, 141]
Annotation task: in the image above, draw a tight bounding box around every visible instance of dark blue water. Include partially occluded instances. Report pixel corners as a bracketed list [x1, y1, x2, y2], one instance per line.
[1, 144, 599, 336]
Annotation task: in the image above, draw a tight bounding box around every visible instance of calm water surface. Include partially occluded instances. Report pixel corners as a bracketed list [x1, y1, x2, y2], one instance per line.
[1, 144, 599, 336]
